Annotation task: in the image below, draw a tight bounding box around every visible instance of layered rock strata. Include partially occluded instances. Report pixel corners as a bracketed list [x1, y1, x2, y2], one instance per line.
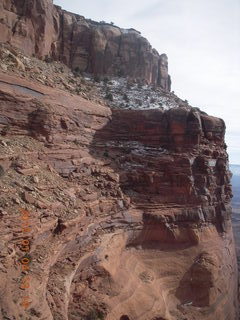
[0, 73, 238, 319]
[0, 0, 171, 90]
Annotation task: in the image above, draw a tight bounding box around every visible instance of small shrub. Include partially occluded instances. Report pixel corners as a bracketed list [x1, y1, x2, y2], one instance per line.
[1, 124, 10, 136]
[0, 165, 5, 178]
[44, 55, 53, 63]
[135, 99, 142, 106]
[117, 69, 124, 77]
[86, 309, 105, 320]
[105, 93, 113, 101]
[192, 107, 201, 113]
[94, 75, 101, 83]
[74, 67, 81, 73]
[103, 77, 109, 84]
[69, 78, 75, 84]
[123, 93, 129, 102]
[75, 88, 81, 95]
[73, 139, 81, 146]
[30, 308, 41, 317]
[103, 150, 109, 157]
[126, 81, 132, 89]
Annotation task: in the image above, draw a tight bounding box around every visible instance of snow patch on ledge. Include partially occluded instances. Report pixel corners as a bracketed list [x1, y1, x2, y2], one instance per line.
[84, 76, 188, 111]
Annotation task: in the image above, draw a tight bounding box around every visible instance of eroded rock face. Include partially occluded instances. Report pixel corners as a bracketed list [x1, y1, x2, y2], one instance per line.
[0, 0, 171, 90]
[0, 73, 238, 319]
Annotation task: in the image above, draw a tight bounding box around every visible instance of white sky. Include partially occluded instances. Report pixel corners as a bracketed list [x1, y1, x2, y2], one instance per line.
[54, 0, 240, 164]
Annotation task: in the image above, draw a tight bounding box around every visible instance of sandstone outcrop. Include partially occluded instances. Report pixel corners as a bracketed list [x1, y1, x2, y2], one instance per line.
[0, 0, 171, 90]
[0, 73, 238, 319]
[0, 1, 238, 318]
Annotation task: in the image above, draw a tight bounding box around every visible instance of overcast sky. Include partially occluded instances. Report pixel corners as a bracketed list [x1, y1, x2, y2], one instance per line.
[54, 0, 240, 164]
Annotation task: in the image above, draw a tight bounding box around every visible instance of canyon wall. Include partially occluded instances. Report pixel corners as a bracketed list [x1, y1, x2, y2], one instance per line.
[0, 73, 238, 319]
[0, 0, 171, 90]
[0, 0, 238, 318]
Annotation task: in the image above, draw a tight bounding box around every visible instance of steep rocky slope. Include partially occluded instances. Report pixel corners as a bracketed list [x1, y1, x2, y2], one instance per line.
[0, 71, 238, 319]
[0, 43, 183, 111]
[0, 0, 171, 90]
[0, 1, 239, 319]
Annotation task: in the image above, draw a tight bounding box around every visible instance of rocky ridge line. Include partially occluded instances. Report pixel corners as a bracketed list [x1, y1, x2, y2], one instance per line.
[0, 0, 171, 90]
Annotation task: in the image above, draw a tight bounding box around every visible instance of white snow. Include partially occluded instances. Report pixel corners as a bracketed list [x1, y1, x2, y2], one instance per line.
[84, 76, 184, 111]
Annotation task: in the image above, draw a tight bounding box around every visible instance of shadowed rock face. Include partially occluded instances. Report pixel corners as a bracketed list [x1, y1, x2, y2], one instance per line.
[0, 0, 171, 90]
[0, 73, 238, 319]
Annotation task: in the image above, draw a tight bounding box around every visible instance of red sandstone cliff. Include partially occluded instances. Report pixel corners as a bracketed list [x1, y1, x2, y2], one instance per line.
[0, 71, 238, 319]
[0, 0, 171, 90]
[0, 1, 239, 319]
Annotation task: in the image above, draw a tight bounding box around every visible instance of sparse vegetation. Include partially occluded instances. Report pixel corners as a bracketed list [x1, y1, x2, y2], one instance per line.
[0, 43, 179, 113]
[126, 81, 132, 89]
[1, 124, 10, 136]
[192, 107, 201, 113]
[103, 77, 109, 84]
[105, 92, 113, 101]
[135, 99, 142, 106]
[117, 69, 124, 77]
[75, 88, 81, 95]
[94, 75, 101, 83]
[74, 66, 81, 73]
[73, 139, 82, 146]
[123, 93, 129, 102]
[85, 309, 105, 320]
[0, 165, 4, 178]
[103, 150, 109, 157]
[44, 55, 53, 63]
